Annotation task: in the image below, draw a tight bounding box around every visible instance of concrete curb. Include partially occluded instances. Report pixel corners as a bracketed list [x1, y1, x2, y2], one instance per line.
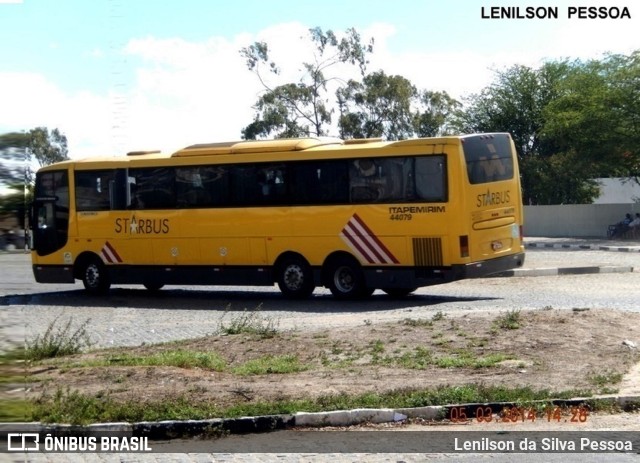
[3, 395, 638, 439]
[525, 242, 640, 253]
[496, 265, 634, 278]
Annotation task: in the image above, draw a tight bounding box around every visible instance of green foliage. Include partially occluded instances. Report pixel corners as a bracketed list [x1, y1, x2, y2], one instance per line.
[240, 27, 374, 139]
[218, 306, 279, 339]
[231, 355, 307, 376]
[494, 310, 522, 330]
[1, 127, 69, 226]
[0, 399, 33, 422]
[98, 350, 226, 370]
[28, 127, 69, 169]
[0, 127, 69, 188]
[413, 90, 461, 137]
[0, 131, 29, 187]
[543, 51, 640, 179]
[27, 384, 600, 424]
[455, 52, 640, 204]
[337, 71, 417, 140]
[25, 316, 93, 361]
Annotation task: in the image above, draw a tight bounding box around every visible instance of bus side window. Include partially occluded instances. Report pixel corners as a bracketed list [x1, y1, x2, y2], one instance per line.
[75, 171, 115, 211]
[176, 167, 211, 207]
[319, 162, 348, 203]
[415, 156, 446, 202]
[260, 166, 286, 202]
[350, 159, 384, 202]
[290, 163, 321, 204]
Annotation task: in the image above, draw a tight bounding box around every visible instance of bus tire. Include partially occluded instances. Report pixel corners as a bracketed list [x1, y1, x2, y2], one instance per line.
[144, 282, 164, 291]
[382, 287, 417, 298]
[326, 255, 370, 300]
[80, 257, 110, 294]
[276, 255, 315, 299]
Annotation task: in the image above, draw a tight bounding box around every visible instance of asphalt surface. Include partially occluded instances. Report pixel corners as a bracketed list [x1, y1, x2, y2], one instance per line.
[2, 237, 639, 462]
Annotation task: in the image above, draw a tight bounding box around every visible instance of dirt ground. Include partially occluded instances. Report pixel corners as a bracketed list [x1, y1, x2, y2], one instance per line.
[14, 308, 640, 413]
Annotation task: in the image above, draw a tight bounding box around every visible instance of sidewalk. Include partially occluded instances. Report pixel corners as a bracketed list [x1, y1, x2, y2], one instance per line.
[525, 236, 640, 252]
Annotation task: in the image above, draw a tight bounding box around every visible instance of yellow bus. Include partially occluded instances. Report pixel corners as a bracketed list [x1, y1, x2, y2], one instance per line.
[30, 133, 525, 299]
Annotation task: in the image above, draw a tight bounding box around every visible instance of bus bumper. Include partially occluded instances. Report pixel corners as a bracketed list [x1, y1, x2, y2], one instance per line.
[33, 265, 75, 284]
[453, 252, 526, 280]
[363, 252, 525, 289]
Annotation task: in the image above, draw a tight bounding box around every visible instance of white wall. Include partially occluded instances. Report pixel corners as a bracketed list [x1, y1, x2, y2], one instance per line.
[524, 204, 640, 238]
[594, 178, 640, 204]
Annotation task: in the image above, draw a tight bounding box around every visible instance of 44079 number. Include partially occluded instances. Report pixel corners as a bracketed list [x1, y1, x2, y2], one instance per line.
[389, 213, 413, 221]
[449, 405, 589, 423]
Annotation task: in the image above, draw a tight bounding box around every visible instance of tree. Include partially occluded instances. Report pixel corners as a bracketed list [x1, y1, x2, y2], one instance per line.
[413, 90, 461, 138]
[0, 127, 69, 227]
[240, 27, 374, 139]
[453, 61, 603, 204]
[543, 52, 640, 180]
[28, 127, 69, 169]
[337, 71, 417, 140]
[337, 71, 460, 141]
[0, 131, 29, 187]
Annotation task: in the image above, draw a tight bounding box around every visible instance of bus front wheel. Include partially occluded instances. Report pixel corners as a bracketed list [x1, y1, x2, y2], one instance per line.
[276, 255, 315, 299]
[326, 256, 370, 300]
[80, 257, 111, 294]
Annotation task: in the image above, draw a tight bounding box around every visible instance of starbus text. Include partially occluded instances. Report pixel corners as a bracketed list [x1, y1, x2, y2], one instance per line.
[476, 190, 510, 207]
[115, 218, 170, 234]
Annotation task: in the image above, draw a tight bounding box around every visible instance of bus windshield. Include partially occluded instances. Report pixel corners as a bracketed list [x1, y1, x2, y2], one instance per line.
[463, 134, 515, 184]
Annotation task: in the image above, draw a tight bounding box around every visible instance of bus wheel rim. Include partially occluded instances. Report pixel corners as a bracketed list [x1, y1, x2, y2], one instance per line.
[284, 265, 304, 291]
[85, 264, 100, 288]
[334, 266, 355, 293]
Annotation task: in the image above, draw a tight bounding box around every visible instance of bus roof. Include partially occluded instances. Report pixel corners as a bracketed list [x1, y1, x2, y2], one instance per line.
[37, 134, 504, 172]
[172, 137, 345, 156]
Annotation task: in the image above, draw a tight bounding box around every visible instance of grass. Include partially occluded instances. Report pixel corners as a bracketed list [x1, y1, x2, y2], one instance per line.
[25, 316, 93, 361]
[96, 350, 227, 371]
[11, 307, 630, 425]
[231, 355, 307, 376]
[588, 369, 624, 394]
[22, 384, 607, 425]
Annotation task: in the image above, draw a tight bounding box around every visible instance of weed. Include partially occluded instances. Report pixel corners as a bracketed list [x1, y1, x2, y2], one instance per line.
[369, 340, 385, 354]
[401, 318, 433, 328]
[588, 370, 623, 388]
[100, 350, 226, 371]
[26, 384, 608, 425]
[232, 355, 307, 375]
[26, 316, 93, 361]
[218, 305, 279, 339]
[432, 311, 446, 322]
[494, 309, 522, 330]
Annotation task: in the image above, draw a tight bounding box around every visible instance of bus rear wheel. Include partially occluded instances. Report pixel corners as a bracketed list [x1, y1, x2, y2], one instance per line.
[326, 256, 371, 300]
[276, 255, 315, 299]
[80, 257, 110, 294]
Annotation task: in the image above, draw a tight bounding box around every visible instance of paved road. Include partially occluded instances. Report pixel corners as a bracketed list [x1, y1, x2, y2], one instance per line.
[2, 244, 640, 462]
[1, 245, 640, 350]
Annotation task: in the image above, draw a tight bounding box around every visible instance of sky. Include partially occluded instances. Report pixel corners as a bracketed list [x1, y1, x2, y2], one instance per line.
[1, 0, 639, 160]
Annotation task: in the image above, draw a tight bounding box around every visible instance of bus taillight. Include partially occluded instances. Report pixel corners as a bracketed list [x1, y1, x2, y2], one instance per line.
[459, 235, 469, 258]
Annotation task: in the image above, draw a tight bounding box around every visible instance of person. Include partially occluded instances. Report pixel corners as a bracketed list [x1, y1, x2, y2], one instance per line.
[611, 213, 633, 238]
[627, 213, 640, 238]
